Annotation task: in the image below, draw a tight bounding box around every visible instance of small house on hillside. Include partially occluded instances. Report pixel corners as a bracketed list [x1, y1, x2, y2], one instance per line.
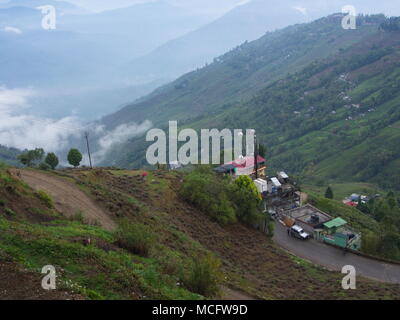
[320, 218, 362, 251]
[284, 205, 362, 251]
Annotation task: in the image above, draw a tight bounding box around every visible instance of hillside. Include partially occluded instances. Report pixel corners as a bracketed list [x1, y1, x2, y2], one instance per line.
[0, 145, 21, 166]
[1, 165, 399, 299]
[100, 14, 400, 190]
[103, 14, 381, 129]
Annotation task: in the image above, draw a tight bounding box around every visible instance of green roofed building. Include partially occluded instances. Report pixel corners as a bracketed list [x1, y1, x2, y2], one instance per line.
[323, 217, 347, 231]
[322, 217, 362, 250]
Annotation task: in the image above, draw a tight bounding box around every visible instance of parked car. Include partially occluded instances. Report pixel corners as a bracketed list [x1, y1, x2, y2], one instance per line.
[289, 225, 311, 240]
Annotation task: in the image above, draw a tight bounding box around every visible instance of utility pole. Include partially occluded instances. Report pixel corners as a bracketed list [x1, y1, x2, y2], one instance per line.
[84, 132, 93, 169]
[254, 133, 259, 180]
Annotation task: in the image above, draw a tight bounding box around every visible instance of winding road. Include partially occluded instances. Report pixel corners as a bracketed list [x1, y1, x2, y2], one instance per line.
[273, 222, 400, 284]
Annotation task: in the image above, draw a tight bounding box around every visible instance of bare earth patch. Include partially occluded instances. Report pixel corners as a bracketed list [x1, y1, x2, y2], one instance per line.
[11, 169, 116, 231]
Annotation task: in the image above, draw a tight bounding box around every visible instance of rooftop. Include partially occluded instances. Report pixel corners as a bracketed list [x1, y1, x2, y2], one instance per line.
[227, 155, 266, 169]
[324, 217, 347, 229]
[285, 204, 332, 227]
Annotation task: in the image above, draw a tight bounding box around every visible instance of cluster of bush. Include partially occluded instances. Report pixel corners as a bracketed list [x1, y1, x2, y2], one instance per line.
[357, 193, 400, 260]
[114, 220, 222, 297]
[380, 17, 400, 32]
[17, 148, 83, 170]
[179, 167, 267, 228]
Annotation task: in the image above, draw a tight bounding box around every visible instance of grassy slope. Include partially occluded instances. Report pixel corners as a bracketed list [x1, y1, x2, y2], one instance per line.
[1, 166, 400, 300]
[101, 15, 380, 130]
[183, 27, 400, 190]
[100, 15, 400, 193]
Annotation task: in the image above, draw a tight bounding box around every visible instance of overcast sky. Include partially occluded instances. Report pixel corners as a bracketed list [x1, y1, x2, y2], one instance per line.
[63, 0, 250, 15]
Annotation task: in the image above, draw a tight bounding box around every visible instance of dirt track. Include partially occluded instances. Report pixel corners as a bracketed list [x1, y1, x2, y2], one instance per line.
[11, 169, 116, 231]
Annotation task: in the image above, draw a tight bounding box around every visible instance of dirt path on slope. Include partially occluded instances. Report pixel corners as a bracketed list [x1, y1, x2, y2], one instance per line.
[11, 169, 116, 231]
[220, 286, 256, 300]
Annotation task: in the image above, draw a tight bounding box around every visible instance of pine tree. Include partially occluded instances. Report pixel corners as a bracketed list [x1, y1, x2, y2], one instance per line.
[325, 186, 334, 199]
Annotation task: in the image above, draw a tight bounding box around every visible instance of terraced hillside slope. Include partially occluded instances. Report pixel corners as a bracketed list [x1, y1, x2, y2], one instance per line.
[99, 14, 400, 191]
[1, 165, 399, 300]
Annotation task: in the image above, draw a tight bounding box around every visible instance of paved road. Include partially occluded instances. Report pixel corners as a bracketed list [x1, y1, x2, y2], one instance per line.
[273, 222, 400, 284]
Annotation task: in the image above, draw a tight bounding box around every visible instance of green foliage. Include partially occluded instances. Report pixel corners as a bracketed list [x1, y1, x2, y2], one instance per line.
[266, 220, 275, 238]
[258, 144, 267, 158]
[179, 168, 237, 225]
[18, 148, 45, 167]
[104, 15, 400, 192]
[325, 186, 334, 199]
[229, 176, 263, 225]
[115, 222, 156, 257]
[45, 152, 59, 170]
[184, 254, 222, 297]
[310, 191, 400, 261]
[0, 146, 21, 166]
[180, 169, 264, 226]
[38, 162, 51, 171]
[67, 149, 83, 168]
[361, 231, 381, 256]
[35, 190, 54, 209]
[4, 208, 16, 217]
[380, 17, 400, 32]
[70, 210, 85, 223]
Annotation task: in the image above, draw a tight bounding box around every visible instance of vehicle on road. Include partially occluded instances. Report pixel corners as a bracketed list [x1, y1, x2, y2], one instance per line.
[289, 225, 311, 240]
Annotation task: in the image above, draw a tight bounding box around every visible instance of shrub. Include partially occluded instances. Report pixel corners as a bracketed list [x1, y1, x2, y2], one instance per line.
[17, 148, 44, 167]
[229, 176, 263, 225]
[4, 208, 16, 217]
[35, 190, 54, 208]
[267, 220, 275, 238]
[38, 162, 51, 171]
[179, 169, 237, 225]
[184, 254, 222, 297]
[71, 210, 85, 223]
[157, 249, 184, 277]
[115, 222, 156, 257]
[45, 152, 59, 170]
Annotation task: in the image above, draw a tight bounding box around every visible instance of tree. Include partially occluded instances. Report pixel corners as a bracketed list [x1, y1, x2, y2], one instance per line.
[67, 149, 82, 168]
[230, 175, 263, 224]
[18, 148, 45, 167]
[45, 152, 59, 170]
[325, 186, 334, 199]
[258, 144, 267, 158]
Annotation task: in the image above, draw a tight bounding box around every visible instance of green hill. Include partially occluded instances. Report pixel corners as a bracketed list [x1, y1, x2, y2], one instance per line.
[100, 14, 400, 190]
[1, 167, 399, 299]
[0, 145, 21, 166]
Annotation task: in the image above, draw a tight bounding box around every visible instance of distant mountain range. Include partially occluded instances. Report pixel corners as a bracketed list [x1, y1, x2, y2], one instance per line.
[0, 0, 213, 118]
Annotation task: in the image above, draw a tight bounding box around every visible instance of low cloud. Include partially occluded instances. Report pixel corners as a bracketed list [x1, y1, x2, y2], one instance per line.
[0, 87, 151, 166]
[3, 26, 22, 34]
[93, 121, 152, 163]
[0, 87, 83, 152]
